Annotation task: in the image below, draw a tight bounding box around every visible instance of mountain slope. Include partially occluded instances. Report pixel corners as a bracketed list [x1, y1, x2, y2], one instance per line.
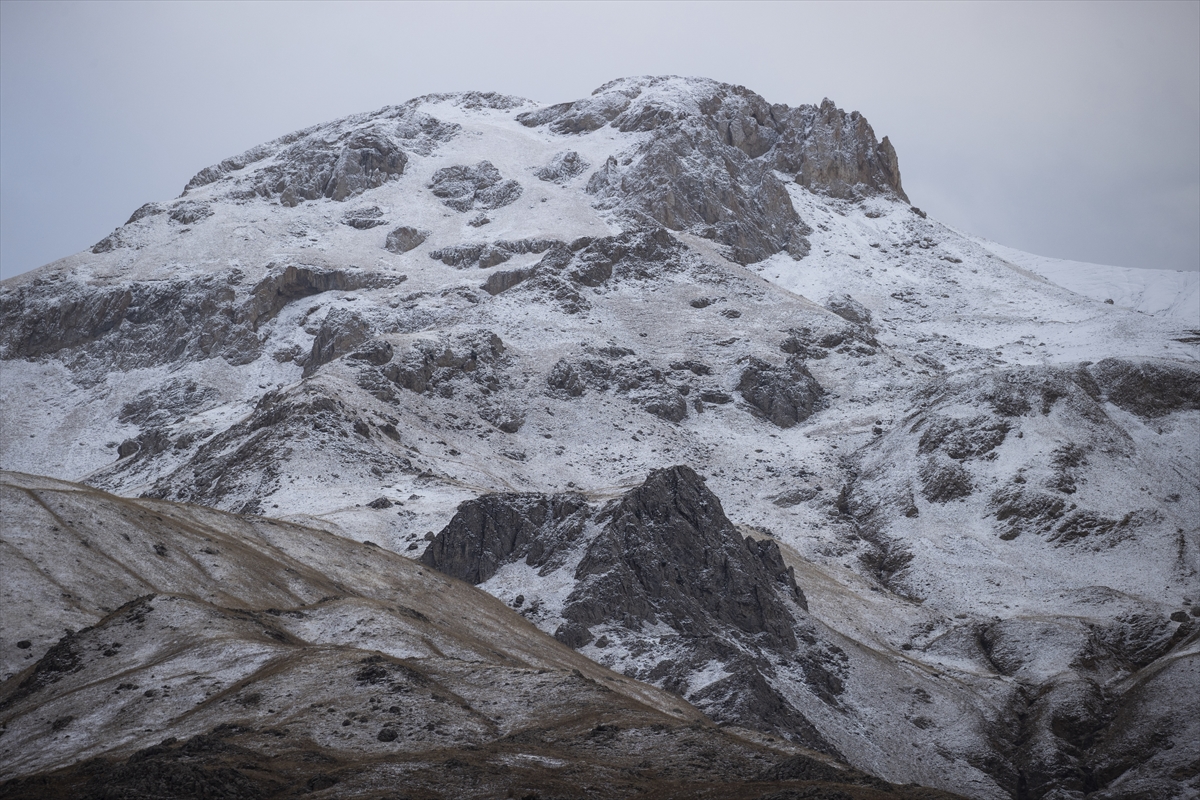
[1, 471, 970, 800]
[1, 75, 1197, 799]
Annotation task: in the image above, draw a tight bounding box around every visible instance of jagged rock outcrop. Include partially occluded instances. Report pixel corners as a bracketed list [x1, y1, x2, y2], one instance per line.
[342, 206, 387, 229]
[301, 307, 373, 377]
[825, 293, 873, 327]
[736, 357, 825, 427]
[384, 225, 427, 253]
[181, 106, 461, 201]
[535, 150, 589, 183]
[0, 265, 402, 376]
[428, 161, 522, 212]
[545, 346, 688, 422]
[381, 330, 507, 398]
[1089, 357, 1200, 417]
[419, 493, 591, 583]
[564, 466, 807, 635]
[518, 76, 906, 264]
[419, 466, 838, 752]
[429, 238, 559, 269]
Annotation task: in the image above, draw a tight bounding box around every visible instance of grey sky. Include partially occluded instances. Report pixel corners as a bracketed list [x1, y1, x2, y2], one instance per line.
[2, 0, 1197, 279]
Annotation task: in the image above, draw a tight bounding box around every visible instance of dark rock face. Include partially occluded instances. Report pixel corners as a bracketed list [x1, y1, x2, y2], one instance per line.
[1090, 358, 1200, 417]
[824, 294, 873, 327]
[347, 339, 393, 366]
[265, 131, 407, 206]
[479, 228, 688, 313]
[182, 106, 458, 198]
[418, 466, 836, 752]
[382, 330, 507, 398]
[919, 457, 973, 503]
[125, 203, 165, 225]
[384, 226, 427, 254]
[544, 348, 689, 422]
[564, 466, 806, 637]
[774, 98, 907, 202]
[168, 201, 213, 225]
[918, 415, 1009, 460]
[137, 387, 406, 515]
[342, 206, 387, 229]
[428, 161, 522, 212]
[429, 238, 558, 269]
[586, 128, 803, 266]
[0, 266, 398, 374]
[118, 379, 220, 428]
[535, 150, 590, 183]
[301, 308, 373, 378]
[736, 357, 824, 428]
[518, 77, 906, 264]
[420, 493, 591, 584]
[779, 323, 877, 361]
[481, 266, 536, 296]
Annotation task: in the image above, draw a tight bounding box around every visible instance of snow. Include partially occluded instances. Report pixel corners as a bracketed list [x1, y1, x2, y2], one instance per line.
[973, 236, 1200, 327]
[2, 85, 1197, 798]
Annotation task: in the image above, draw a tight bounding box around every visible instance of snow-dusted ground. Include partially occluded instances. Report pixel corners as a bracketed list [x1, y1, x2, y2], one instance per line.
[972, 236, 1199, 326]
[2, 79, 1197, 798]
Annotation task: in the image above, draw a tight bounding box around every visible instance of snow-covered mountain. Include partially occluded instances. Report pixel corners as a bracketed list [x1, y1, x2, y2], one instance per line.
[2, 75, 1197, 799]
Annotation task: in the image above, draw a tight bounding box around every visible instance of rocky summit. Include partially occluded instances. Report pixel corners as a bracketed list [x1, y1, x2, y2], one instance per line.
[1, 75, 1198, 800]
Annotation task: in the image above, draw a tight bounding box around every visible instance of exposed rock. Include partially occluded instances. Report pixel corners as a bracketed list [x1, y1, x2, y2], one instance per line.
[347, 339, 393, 366]
[919, 457, 973, 503]
[824, 293, 873, 327]
[124, 203, 165, 225]
[917, 415, 1010, 460]
[478, 405, 525, 433]
[342, 206, 387, 229]
[302, 308, 374, 378]
[428, 238, 558, 269]
[384, 226, 427, 254]
[773, 487, 819, 507]
[546, 359, 585, 397]
[545, 351, 688, 421]
[521, 77, 905, 263]
[420, 493, 591, 583]
[0, 265, 395, 373]
[417, 466, 835, 752]
[138, 387, 401, 514]
[383, 330, 507, 398]
[118, 379, 220, 428]
[586, 131, 803, 265]
[669, 359, 712, 376]
[565, 465, 806, 636]
[168, 201, 212, 225]
[780, 323, 877, 360]
[269, 130, 407, 206]
[774, 98, 907, 201]
[428, 161, 522, 212]
[553, 622, 594, 648]
[481, 266, 536, 296]
[1090, 358, 1200, 417]
[736, 357, 824, 427]
[535, 150, 590, 183]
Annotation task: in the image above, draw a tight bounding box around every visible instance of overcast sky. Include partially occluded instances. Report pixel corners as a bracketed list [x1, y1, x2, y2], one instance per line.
[1, 1, 1197, 279]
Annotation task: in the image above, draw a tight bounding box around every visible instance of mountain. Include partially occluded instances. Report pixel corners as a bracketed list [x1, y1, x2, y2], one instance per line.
[2, 471, 962, 800]
[1, 75, 1197, 799]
